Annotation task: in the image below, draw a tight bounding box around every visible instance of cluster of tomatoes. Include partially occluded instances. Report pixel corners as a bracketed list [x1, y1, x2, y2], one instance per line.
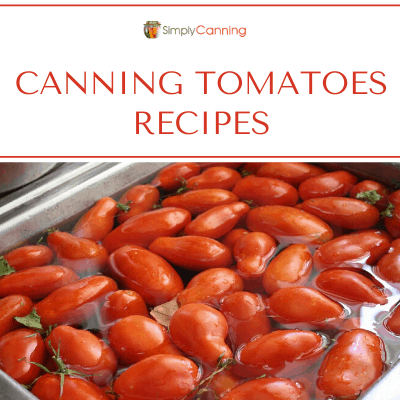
[1, 162, 400, 400]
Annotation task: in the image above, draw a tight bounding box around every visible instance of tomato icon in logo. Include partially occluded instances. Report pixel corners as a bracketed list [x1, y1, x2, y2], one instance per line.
[144, 21, 161, 38]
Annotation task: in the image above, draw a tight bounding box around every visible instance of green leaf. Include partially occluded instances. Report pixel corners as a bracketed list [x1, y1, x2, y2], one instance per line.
[241, 170, 252, 177]
[381, 203, 395, 218]
[14, 310, 44, 331]
[0, 256, 15, 276]
[116, 201, 132, 213]
[356, 190, 383, 205]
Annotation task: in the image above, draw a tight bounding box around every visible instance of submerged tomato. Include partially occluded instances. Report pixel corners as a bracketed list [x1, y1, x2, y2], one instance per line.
[0, 265, 79, 300]
[113, 354, 200, 400]
[0, 295, 33, 337]
[385, 304, 400, 335]
[169, 303, 232, 367]
[72, 197, 117, 242]
[186, 166, 242, 191]
[102, 207, 191, 253]
[375, 238, 400, 282]
[34, 275, 118, 328]
[107, 245, 183, 306]
[177, 268, 244, 308]
[3, 245, 53, 271]
[47, 232, 108, 275]
[0, 329, 46, 385]
[149, 236, 233, 271]
[46, 325, 117, 386]
[317, 329, 384, 399]
[220, 228, 249, 251]
[262, 244, 312, 294]
[108, 315, 182, 365]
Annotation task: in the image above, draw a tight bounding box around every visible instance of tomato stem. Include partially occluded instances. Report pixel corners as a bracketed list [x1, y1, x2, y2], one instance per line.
[0, 256, 15, 277]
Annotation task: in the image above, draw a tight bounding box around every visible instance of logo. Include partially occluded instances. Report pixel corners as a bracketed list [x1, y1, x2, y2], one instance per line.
[144, 21, 161, 39]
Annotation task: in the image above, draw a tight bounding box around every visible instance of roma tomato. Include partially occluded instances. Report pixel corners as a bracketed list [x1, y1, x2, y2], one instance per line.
[389, 190, 400, 207]
[0, 266, 79, 300]
[232, 176, 299, 206]
[220, 228, 249, 251]
[100, 290, 149, 325]
[0, 329, 46, 385]
[317, 330, 384, 399]
[221, 377, 308, 400]
[262, 244, 312, 294]
[46, 325, 117, 386]
[186, 166, 242, 191]
[108, 315, 182, 365]
[246, 206, 333, 245]
[162, 189, 239, 215]
[2, 245, 53, 271]
[298, 170, 358, 201]
[102, 207, 191, 253]
[349, 180, 390, 211]
[265, 287, 344, 327]
[107, 245, 183, 306]
[241, 162, 265, 174]
[0, 295, 33, 337]
[47, 232, 108, 275]
[31, 374, 109, 400]
[177, 268, 244, 308]
[72, 197, 117, 242]
[375, 238, 400, 282]
[385, 304, 400, 335]
[385, 203, 400, 238]
[299, 197, 380, 230]
[256, 162, 326, 187]
[184, 202, 250, 239]
[233, 232, 276, 280]
[313, 230, 391, 271]
[169, 303, 232, 367]
[315, 269, 387, 305]
[34, 275, 118, 328]
[149, 236, 232, 271]
[220, 291, 271, 350]
[235, 330, 325, 378]
[117, 185, 160, 224]
[113, 354, 200, 400]
[151, 162, 201, 192]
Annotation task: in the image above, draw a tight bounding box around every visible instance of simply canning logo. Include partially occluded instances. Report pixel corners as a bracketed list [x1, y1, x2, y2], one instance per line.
[143, 21, 246, 38]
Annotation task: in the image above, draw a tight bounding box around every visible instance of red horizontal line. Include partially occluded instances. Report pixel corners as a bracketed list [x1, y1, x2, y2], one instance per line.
[1, 4, 400, 6]
[1, 156, 399, 159]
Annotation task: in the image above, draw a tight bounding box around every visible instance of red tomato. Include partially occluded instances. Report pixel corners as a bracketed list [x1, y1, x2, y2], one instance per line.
[298, 170, 358, 201]
[184, 202, 250, 239]
[169, 303, 232, 367]
[375, 238, 400, 282]
[108, 315, 182, 365]
[149, 236, 233, 271]
[46, 325, 117, 386]
[162, 189, 239, 215]
[107, 245, 183, 306]
[349, 180, 390, 211]
[117, 185, 160, 224]
[47, 232, 108, 275]
[72, 197, 117, 242]
[234, 330, 325, 378]
[151, 162, 201, 191]
[315, 269, 387, 305]
[246, 206, 333, 245]
[232, 176, 299, 206]
[0, 295, 33, 337]
[317, 330, 383, 399]
[262, 244, 312, 294]
[31, 374, 109, 400]
[3, 245, 53, 271]
[385, 203, 400, 238]
[299, 197, 380, 230]
[102, 207, 191, 253]
[220, 228, 249, 252]
[220, 291, 271, 350]
[100, 290, 149, 325]
[233, 232, 276, 280]
[186, 166, 242, 191]
[221, 377, 308, 400]
[241, 162, 265, 174]
[256, 162, 326, 187]
[177, 268, 244, 308]
[35, 275, 117, 328]
[0, 266, 79, 300]
[389, 190, 400, 207]
[198, 162, 243, 170]
[0, 329, 46, 385]
[204, 368, 242, 399]
[313, 230, 391, 271]
[265, 287, 344, 328]
[113, 354, 200, 400]
[385, 304, 400, 335]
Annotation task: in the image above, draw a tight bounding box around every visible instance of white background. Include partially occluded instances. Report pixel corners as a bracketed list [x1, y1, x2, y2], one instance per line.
[0, 3, 399, 157]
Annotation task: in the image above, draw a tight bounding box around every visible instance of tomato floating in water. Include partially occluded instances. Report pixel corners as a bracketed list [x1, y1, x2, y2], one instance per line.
[2, 245, 54, 271]
[0, 295, 33, 337]
[375, 238, 400, 282]
[186, 166, 242, 191]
